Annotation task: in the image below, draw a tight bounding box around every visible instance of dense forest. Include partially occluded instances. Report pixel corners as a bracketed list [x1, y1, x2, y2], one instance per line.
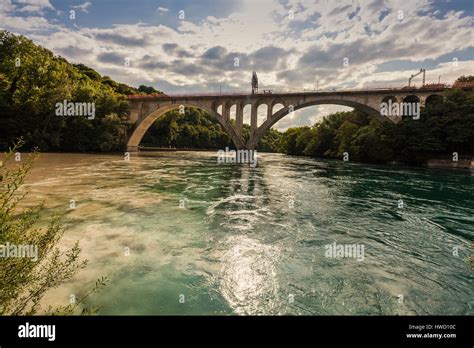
[1, 30, 473, 166]
[0, 30, 157, 152]
[277, 81, 474, 165]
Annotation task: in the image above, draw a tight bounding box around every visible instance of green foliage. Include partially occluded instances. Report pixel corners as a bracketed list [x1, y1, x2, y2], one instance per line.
[258, 127, 283, 152]
[138, 85, 161, 94]
[392, 87, 474, 163]
[278, 85, 473, 164]
[142, 108, 233, 149]
[279, 127, 311, 155]
[0, 141, 107, 315]
[0, 30, 148, 152]
[456, 75, 474, 83]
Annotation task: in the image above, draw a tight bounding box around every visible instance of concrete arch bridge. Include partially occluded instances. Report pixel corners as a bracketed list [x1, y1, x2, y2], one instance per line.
[126, 87, 445, 151]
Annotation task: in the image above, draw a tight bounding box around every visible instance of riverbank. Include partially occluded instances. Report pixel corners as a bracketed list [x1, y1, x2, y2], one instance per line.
[139, 146, 215, 152]
[4, 148, 472, 173]
[426, 158, 474, 170]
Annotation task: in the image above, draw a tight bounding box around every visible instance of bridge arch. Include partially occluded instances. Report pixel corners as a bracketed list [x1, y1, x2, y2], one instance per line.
[381, 95, 398, 104]
[126, 104, 244, 151]
[425, 94, 443, 106]
[257, 103, 268, 126]
[229, 104, 237, 121]
[272, 103, 285, 116]
[403, 95, 420, 104]
[242, 103, 252, 124]
[247, 98, 380, 149]
[270, 98, 286, 108]
[254, 98, 272, 109]
[216, 104, 223, 116]
[271, 100, 285, 114]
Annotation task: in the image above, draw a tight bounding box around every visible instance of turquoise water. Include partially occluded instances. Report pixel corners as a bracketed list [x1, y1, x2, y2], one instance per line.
[25, 152, 473, 315]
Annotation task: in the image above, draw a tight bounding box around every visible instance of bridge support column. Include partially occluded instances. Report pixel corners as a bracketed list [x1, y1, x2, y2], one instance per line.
[236, 103, 243, 138]
[223, 102, 230, 121]
[127, 145, 139, 152]
[250, 103, 257, 135]
[129, 109, 140, 124]
[267, 104, 272, 121]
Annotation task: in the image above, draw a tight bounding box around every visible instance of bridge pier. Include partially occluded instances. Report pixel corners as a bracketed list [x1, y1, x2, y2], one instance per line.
[223, 101, 231, 121]
[127, 145, 140, 152]
[236, 103, 243, 138]
[250, 103, 258, 135]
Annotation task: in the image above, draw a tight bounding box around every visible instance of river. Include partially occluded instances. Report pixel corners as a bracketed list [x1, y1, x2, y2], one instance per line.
[20, 151, 473, 315]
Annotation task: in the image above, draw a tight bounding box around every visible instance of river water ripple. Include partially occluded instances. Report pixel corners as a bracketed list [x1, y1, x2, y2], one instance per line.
[21, 152, 473, 315]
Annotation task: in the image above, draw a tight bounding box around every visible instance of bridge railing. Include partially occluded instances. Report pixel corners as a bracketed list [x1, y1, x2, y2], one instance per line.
[127, 84, 453, 99]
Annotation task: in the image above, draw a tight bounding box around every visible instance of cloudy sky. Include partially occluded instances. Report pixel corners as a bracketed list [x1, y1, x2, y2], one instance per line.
[1, 0, 473, 129]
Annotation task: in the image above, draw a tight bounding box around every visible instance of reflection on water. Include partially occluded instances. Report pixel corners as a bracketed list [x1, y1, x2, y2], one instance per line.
[17, 152, 474, 315]
[219, 236, 280, 315]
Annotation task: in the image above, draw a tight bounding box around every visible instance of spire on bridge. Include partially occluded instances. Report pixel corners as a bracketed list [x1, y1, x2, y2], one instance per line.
[252, 71, 258, 95]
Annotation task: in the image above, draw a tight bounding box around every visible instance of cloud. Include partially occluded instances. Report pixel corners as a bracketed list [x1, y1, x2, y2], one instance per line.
[56, 45, 91, 59]
[162, 43, 178, 52]
[0, 0, 16, 14]
[247, 45, 292, 72]
[162, 43, 194, 57]
[15, 0, 54, 14]
[140, 60, 169, 70]
[93, 32, 150, 47]
[273, 105, 352, 130]
[202, 46, 228, 60]
[97, 51, 126, 65]
[0, 14, 53, 31]
[71, 1, 92, 13]
[156, 6, 169, 14]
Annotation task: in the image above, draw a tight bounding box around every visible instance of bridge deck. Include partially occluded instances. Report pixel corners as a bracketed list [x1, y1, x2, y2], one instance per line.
[126, 86, 449, 101]
[127, 86, 450, 100]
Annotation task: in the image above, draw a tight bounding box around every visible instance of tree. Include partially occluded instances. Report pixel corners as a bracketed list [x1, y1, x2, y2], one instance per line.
[0, 30, 138, 152]
[138, 85, 161, 94]
[0, 141, 106, 315]
[335, 121, 359, 157]
[350, 123, 394, 163]
[277, 87, 473, 165]
[455, 75, 474, 83]
[141, 108, 233, 149]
